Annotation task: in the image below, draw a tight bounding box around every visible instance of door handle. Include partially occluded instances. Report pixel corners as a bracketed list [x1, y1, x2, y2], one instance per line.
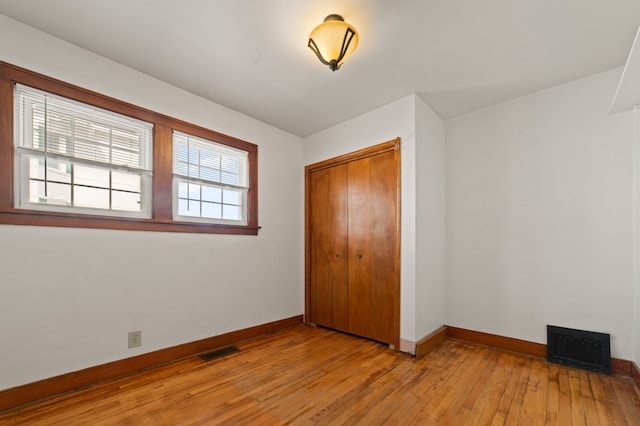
[355, 254, 362, 259]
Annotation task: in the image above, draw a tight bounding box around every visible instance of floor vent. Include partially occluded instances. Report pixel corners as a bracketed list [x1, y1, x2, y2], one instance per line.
[547, 325, 611, 375]
[200, 345, 239, 361]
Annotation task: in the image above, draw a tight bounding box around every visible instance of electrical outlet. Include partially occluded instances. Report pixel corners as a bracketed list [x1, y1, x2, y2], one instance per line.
[128, 330, 142, 348]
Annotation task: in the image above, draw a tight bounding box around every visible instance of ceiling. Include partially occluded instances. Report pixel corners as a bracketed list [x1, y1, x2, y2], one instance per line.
[1, 0, 640, 137]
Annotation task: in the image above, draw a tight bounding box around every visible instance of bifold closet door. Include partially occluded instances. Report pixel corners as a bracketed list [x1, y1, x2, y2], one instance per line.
[347, 151, 398, 344]
[308, 163, 349, 332]
[306, 139, 400, 348]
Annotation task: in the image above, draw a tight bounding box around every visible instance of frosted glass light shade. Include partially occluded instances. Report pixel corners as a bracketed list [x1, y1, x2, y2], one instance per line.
[308, 14, 359, 71]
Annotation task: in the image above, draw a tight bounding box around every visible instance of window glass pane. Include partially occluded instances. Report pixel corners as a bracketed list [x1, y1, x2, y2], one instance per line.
[29, 180, 45, 203]
[223, 189, 240, 205]
[178, 181, 188, 198]
[74, 186, 109, 209]
[47, 160, 72, 183]
[202, 202, 222, 219]
[188, 200, 201, 216]
[28, 157, 45, 180]
[222, 205, 240, 220]
[178, 198, 201, 217]
[74, 164, 109, 188]
[29, 180, 72, 205]
[44, 182, 71, 205]
[202, 186, 221, 202]
[112, 190, 140, 212]
[188, 183, 201, 200]
[178, 198, 190, 216]
[112, 171, 140, 193]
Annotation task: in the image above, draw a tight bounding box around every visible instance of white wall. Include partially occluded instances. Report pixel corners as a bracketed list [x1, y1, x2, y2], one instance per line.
[0, 15, 304, 390]
[415, 96, 446, 339]
[446, 69, 635, 358]
[303, 94, 446, 349]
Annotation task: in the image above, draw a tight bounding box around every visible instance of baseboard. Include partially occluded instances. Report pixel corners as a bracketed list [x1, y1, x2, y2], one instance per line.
[446, 326, 547, 358]
[0, 315, 303, 413]
[611, 358, 632, 376]
[445, 325, 631, 376]
[631, 361, 640, 390]
[415, 326, 447, 358]
[399, 338, 416, 355]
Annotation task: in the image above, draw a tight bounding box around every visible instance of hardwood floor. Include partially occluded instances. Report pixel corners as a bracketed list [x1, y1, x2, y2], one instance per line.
[1, 325, 639, 425]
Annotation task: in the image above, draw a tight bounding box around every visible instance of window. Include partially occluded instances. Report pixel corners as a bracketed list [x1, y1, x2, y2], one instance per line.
[173, 131, 248, 224]
[14, 84, 153, 217]
[0, 62, 258, 235]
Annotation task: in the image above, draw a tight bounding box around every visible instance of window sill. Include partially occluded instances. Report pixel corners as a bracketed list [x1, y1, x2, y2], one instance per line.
[0, 208, 260, 235]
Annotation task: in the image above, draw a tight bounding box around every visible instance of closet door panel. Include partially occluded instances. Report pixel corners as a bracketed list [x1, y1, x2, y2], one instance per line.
[347, 151, 398, 344]
[346, 157, 373, 338]
[367, 150, 399, 343]
[308, 165, 349, 331]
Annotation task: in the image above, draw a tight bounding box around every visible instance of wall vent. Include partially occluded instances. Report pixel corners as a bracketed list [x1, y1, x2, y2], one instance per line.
[200, 345, 239, 361]
[547, 325, 611, 375]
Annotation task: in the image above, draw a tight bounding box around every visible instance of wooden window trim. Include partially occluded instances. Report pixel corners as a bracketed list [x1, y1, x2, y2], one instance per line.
[0, 62, 259, 235]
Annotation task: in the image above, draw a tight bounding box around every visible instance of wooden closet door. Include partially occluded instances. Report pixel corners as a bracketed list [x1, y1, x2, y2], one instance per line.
[308, 164, 349, 332]
[305, 139, 400, 348]
[347, 150, 399, 344]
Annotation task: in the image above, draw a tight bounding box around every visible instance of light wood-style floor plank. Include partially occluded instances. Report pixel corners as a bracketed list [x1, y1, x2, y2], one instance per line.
[0, 325, 638, 425]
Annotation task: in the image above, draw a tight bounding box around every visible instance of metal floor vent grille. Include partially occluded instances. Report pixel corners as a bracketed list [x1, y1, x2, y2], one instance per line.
[547, 325, 611, 375]
[200, 346, 239, 361]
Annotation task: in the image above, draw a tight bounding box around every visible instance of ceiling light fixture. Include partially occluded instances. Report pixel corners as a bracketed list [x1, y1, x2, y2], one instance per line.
[308, 14, 359, 71]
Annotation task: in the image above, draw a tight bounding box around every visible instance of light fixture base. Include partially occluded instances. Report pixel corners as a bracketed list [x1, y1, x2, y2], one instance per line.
[323, 14, 344, 23]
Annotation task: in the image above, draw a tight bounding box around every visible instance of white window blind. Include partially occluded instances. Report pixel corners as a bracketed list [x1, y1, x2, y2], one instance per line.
[14, 84, 153, 217]
[173, 131, 248, 224]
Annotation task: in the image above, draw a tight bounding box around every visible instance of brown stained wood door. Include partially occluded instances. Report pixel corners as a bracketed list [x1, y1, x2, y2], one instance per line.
[347, 151, 399, 344]
[308, 164, 349, 332]
[306, 139, 400, 347]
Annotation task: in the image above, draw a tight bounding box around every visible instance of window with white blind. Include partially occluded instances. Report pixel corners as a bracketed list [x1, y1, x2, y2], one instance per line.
[173, 131, 249, 225]
[14, 84, 153, 217]
[0, 62, 258, 234]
